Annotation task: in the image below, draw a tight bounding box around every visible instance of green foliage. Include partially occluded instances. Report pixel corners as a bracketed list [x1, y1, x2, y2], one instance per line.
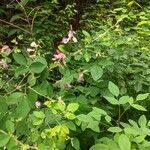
[0, 0, 150, 149]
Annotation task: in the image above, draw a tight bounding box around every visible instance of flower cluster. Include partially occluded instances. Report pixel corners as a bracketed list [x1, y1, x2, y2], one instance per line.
[52, 25, 77, 64]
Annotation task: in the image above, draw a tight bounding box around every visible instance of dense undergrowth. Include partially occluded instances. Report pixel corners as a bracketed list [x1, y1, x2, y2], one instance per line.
[0, 0, 150, 149]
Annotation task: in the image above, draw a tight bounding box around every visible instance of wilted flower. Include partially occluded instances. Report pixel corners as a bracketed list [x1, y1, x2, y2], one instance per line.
[35, 101, 42, 108]
[0, 60, 8, 69]
[61, 25, 77, 44]
[52, 50, 66, 61]
[64, 83, 72, 89]
[27, 48, 36, 59]
[68, 30, 78, 43]
[77, 72, 84, 82]
[1, 45, 11, 54]
[30, 41, 38, 48]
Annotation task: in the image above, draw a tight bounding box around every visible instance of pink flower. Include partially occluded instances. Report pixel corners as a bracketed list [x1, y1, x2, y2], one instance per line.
[61, 25, 78, 44]
[61, 37, 70, 44]
[1, 45, 11, 54]
[0, 60, 8, 69]
[52, 50, 66, 61]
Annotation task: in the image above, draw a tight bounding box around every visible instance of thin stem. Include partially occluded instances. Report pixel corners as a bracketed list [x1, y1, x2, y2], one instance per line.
[0, 19, 31, 34]
[117, 105, 131, 123]
[28, 6, 42, 17]
[31, 9, 39, 33]
[6, 74, 40, 95]
[0, 130, 38, 149]
[118, 105, 121, 126]
[28, 86, 50, 99]
[91, 19, 122, 43]
[0, 76, 15, 89]
[16, 0, 31, 26]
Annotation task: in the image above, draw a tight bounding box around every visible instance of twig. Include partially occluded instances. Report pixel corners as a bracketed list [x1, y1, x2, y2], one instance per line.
[0, 19, 31, 34]
[28, 86, 51, 99]
[92, 19, 122, 43]
[0, 130, 38, 149]
[28, 6, 42, 17]
[16, 0, 31, 26]
[117, 105, 131, 123]
[31, 9, 39, 33]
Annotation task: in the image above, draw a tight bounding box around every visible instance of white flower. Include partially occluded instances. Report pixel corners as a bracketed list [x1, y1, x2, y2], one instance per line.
[77, 72, 84, 82]
[30, 42, 38, 48]
[35, 101, 42, 108]
[27, 48, 34, 52]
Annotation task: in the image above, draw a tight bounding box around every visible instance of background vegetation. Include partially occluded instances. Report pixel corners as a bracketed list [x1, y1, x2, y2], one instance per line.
[0, 0, 150, 149]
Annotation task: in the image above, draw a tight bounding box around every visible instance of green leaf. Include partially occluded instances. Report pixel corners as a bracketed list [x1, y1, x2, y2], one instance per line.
[118, 134, 131, 150]
[54, 102, 65, 111]
[10, 14, 21, 22]
[134, 135, 145, 143]
[90, 65, 103, 81]
[38, 144, 47, 150]
[131, 104, 147, 111]
[124, 127, 138, 136]
[82, 30, 90, 37]
[15, 96, 31, 119]
[128, 119, 138, 127]
[5, 120, 15, 133]
[33, 80, 53, 97]
[105, 115, 111, 122]
[0, 132, 10, 147]
[138, 115, 147, 127]
[90, 144, 109, 150]
[128, 97, 134, 105]
[71, 138, 80, 150]
[7, 92, 24, 105]
[27, 74, 36, 86]
[108, 81, 119, 97]
[88, 110, 101, 121]
[119, 96, 129, 105]
[58, 45, 66, 52]
[61, 125, 69, 135]
[15, 66, 29, 77]
[6, 137, 18, 150]
[65, 112, 76, 120]
[35, 56, 47, 66]
[66, 103, 79, 113]
[33, 111, 45, 119]
[84, 51, 91, 62]
[137, 21, 150, 26]
[66, 121, 76, 131]
[33, 118, 44, 126]
[0, 98, 8, 113]
[13, 53, 27, 66]
[108, 127, 122, 133]
[104, 96, 119, 105]
[87, 121, 100, 132]
[77, 114, 93, 123]
[136, 93, 149, 101]
[92, 107, 107, 115]
[29, 62, 46, 73]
